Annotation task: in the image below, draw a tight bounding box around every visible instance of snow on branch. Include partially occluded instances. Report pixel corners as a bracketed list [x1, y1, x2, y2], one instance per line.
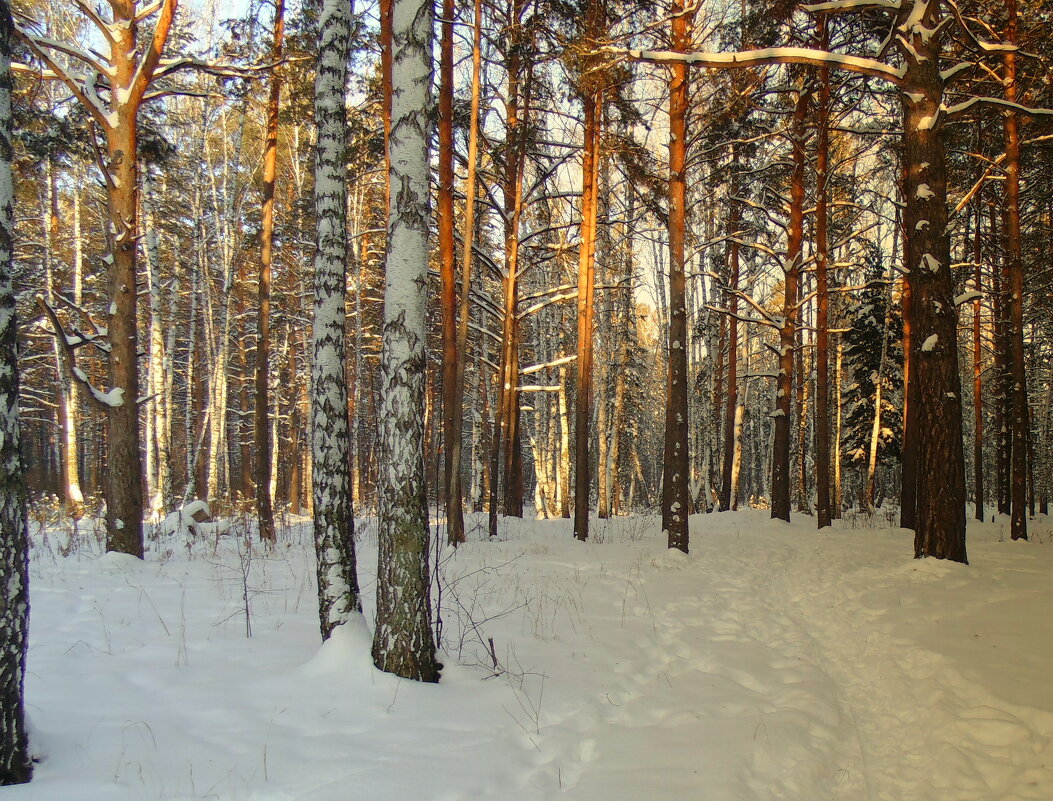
[944, 95, 1053, 121]
[13, 27, 113, 128]
[803, 0, 901, 12]
[36, 298, 124, 409]
[521, 355, 576, 376]
[614, 46, 905, 85]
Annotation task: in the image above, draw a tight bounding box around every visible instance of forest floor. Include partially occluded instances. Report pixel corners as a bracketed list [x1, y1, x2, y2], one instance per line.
[7, 506, 1053, 800]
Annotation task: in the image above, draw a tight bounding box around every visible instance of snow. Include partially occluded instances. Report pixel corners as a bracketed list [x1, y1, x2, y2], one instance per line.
[12, 510, 1053, 801]
[922, 334, 938, 351]
[920, 253, 941, 273]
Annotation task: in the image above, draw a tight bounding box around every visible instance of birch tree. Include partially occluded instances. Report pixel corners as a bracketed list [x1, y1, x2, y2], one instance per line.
[0, 0, 31, 782]
[371, 0, 440, 682]
[311, 0, 361, 640]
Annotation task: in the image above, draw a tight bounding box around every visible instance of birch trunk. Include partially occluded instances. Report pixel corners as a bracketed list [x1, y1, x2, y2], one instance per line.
[0, 6, 31, 781]
[371, 0, 440, 682]
[312, 0, 362, 636]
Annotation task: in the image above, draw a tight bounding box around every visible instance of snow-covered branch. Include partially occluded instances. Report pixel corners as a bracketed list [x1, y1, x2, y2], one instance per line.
[614, 46, 905, 86]
[944, 95, 1053, 121]
[36, 298, 124, 410]
[521, 355, 576, 375]
[13, 27, 112, 127]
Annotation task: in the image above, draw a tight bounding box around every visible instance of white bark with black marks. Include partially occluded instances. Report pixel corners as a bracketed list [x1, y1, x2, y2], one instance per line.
[0, 1, 32, 784]
[371, 0, 440, 682]
[311, 0, 361, 641]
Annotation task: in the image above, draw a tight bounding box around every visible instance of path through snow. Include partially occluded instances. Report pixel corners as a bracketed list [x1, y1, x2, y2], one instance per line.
[9, 510, 1053, 800]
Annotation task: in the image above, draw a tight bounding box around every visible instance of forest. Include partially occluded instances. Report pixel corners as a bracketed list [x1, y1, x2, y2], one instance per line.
[1, 0, 1052, 795]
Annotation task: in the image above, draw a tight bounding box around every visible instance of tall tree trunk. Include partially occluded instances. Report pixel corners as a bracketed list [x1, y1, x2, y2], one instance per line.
[437, 0, 460, 544]
[0, 5, 31, 781]
[771, 88, 807, 523]
[574, 85, 601, 541]
[900, 3, 967, 561]
[310, 0, 361, 641]
[142, 165, 170, 521]
[972, 200, 984, 521]
[814, 32, 832, 528]
[663, 0, 692, 552]
[1004, 0, 1028, 541]
[448, 0, 483, 539]
[255, 0, 284, 543]
[720, 149, 740, 512]
[488, 9, 530, 535]
[372, 0, 440, 682]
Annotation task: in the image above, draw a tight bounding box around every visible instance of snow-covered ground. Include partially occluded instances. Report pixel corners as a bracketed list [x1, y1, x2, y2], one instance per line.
[8, 508, 1053, 801]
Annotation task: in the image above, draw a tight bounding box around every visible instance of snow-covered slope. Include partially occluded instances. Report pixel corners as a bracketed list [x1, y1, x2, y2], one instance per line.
[9, 510, 1053, 800]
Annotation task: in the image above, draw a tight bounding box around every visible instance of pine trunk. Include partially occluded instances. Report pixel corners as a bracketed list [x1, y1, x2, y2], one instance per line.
[771, 89, 807, 523]
[663, 1, 692, 552]
[255, 0, 284, 543]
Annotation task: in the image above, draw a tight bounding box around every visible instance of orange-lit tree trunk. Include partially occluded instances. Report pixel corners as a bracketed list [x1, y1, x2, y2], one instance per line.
[18, 0, 181, 556]
[453, 0, 483, 527]
[972, 199, 984, 521]
[574, 82, 602, 542]
[488, 0, 530, 536]
[663, 0, 692, 552]
[1004, 0, 1028, 541]
[814, 24, 832, 529]
[255, 0, 283, 543]
[437, 0, 461, 544]
[771, 87, 807, 523]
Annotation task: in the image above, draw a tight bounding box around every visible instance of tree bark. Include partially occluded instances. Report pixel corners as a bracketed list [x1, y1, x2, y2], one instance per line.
[312, 0, 361, 641]
[255, 0, 284, 543]
[0, 5, 32, 781]
[719, 149, 740, 512]
[1004, 0, 1028, 541]
[771, 87, 807, 523]
[814, 31, 832, 528]
[899, 3, 967, 561]
[372, 0, 440, 682]
[663, 0, 692, 552]
[574, 86, 601, 541]
[437, 0, 461, 544]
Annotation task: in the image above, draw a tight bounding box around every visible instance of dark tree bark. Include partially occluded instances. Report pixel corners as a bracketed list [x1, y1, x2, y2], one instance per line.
[663, 0, 692, 552]
[814, 23, 832, 529]
[0, 2, 30, 783]
[899, 4, 967, 562]
[972, 200, 984, 521]
[719, 149, 740, 512]
[1004, 0, 1028, 541]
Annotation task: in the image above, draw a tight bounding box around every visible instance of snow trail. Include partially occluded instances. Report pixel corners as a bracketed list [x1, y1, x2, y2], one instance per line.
[11, 510, 1053, 800]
